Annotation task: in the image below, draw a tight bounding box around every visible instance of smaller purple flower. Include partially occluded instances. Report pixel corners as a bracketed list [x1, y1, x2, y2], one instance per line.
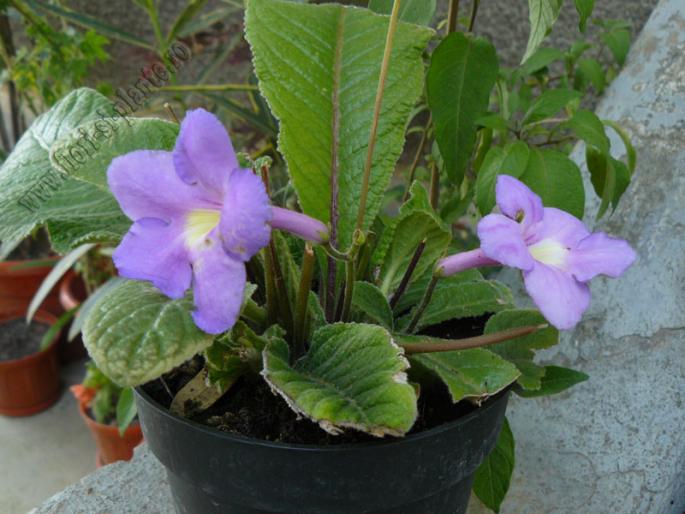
[438, 176, 636, 330]
[108, 109, 328, 334]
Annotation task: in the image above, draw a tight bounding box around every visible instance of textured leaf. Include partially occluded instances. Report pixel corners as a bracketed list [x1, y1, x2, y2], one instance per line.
[0, 88, 123, 257]
[485, 309, 558, 390]
[574, 0, 595, 32]
[520, 148, 585, 219]
[352, 281, 393, 329]
[262, 323, 417, 436]
[516, 365, 589, 397]
[427, 32, 499, 185]
[50, 117, 179, 191]
[246, 0, 433, 247]
[368, 0, 436, 26]
[83, 280, 214, 386]
[473, 417, 515, 513]
[69, 277, 124, 342]
[522, 88, 581, 125]
[564, 109, 610, 154]
[475, 141, 530, 214]
[409, 348, 519, 404]
[522, 0, 563, 63]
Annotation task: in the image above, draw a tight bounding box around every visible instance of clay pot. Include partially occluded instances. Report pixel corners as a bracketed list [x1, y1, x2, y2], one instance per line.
[0, 310, 61, 416]
[74, 390, 143, 467]
[0, 258, 62, 316]
[57, 271, 88, 363]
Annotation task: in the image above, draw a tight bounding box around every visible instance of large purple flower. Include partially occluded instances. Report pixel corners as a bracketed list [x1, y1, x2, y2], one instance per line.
[108, 109, 327, 334]
[439, 176, 636, 329]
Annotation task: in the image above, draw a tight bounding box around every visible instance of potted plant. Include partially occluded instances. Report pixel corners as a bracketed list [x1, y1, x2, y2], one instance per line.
[0, 307, 61, 416]
[0, 0, 637, 511]
[71, 361, 142, 467]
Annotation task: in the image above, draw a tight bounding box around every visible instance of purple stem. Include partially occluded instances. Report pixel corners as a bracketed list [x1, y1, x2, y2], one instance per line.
[271, 207, 329, 244]
[437, 248, 499, 277]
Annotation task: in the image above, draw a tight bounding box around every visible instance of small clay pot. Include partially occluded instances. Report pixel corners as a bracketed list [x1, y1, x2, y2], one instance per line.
[57, 271, 89, 363]
[0, 310, 61, 416]
[76, 395, 143, 467]
[0, 258, 62, 316]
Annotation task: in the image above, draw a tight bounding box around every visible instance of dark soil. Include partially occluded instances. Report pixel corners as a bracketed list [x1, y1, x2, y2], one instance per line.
[0, 318, 50, 361]
[143, 315, 492, 446]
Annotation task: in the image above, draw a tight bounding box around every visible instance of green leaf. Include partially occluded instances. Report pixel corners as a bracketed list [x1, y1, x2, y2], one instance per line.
[409, 348, 519, 404]
[586, 149, 630, 219]
[575, 58, 606, 93]
[564, 109, 610, 154]
[83, 280, 214, 386]
[246, 0, 433, 247]
[39, 308, 76, 351]
[520, 46, 565, 76]
[368, 0, 436, 26]
[603, 119, 636, 174]
[0, 88, 123, 257]
[485, 309, 558, 390]
[473, 417, 515, 513]
[522, 0, 563, 63]
[427, 32, 499, 185]
[352, 281, 393, 329]
[115, 387, 137, 436]
[262, 323, 417, 436]
[601, 28, 631, 66]
[398, 276, 514, 333]
[475, 141, 530, 215]
[522, 88, 581, 125]
[574, 0, 595, 32]
[167, 0, 210, 43]
[27, 244, 94, 322]
[516, 365, 589, 397]
[475, 114, 509, 132]
[520, 148, 585, 219]
[50, 117, 179, 191]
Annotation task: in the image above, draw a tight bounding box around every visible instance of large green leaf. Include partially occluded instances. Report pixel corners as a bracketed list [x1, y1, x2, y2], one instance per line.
[0, 88, 123, 257]
[519, 148, 585, 219]
[473, 417, 515, 513]
[475, 141, 531, 214]
[262, 323, 417, 437]
[246, 0, 433, 247]
[485, 309, 558, 390]
[368, 0, 436, 26]
[427, 32, 499, 185]
[408, 347, 519, 404]
[522, 0, 563, 63]
[50, 117, 179, 190]
[83, 280, 214, 386]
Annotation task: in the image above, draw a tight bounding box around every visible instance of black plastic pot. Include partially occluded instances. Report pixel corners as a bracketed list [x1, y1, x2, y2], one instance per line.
[135, 386, 509, 514]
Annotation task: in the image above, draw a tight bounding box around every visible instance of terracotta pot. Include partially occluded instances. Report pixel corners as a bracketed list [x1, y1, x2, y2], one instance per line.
[0, 258, 62, 316]
[57, 271, 89, 363]
[0, 310, 61, 416]
[75, 395, 143, 467]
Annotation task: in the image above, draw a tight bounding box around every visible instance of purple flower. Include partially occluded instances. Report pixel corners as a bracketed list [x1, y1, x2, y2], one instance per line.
[108, 109, 328, 334]
[439, 176, 636, 330]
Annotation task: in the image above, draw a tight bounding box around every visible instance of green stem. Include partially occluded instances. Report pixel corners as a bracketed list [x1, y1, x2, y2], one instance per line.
[406, 274, 439, 333]
[468, 0, 480, 32]
[402, 114, 431, 203]
[447, 0, 460, 34]
[389, 239, 426, 310]
[429, 161, 440, 210]
[354, 0, 402, 237]
[340, 231, 365, 322]
[400, 325, 546, 354]
[293, 244, 315, 359]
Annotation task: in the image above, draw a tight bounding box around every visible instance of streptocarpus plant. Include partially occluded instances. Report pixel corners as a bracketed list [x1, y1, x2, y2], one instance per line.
[0, 0, 637, 510]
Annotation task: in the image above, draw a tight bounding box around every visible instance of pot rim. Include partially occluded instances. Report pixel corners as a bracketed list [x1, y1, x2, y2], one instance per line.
[0, 310, 60, 367]
[135, 384, 510, 452]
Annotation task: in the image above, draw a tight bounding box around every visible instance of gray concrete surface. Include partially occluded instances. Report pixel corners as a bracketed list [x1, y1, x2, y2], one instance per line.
[0, 360, 95, 514]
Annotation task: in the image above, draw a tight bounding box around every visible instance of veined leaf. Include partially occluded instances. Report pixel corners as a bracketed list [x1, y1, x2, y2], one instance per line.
[473, 417, 515, 513]
[427, 32, 499, 186]
[475, 141, 531, 215]
[262, 323, 417, 437]
[516, 365, 589, 397]
[352, 281, 393, 329]
[83, 280, 214, 386]
[409, 348, 519, 404]
[246, 0, 433, 247]
[522, 0, 563, 63]
[368, 0, 437, 26]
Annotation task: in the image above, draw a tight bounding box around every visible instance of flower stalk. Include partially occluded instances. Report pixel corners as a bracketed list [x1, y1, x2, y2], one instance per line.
[389, 238, 426, 310]
[293, 243, 315, 359]
[400, 325, 546, 354]
[406, 274, 439, 333]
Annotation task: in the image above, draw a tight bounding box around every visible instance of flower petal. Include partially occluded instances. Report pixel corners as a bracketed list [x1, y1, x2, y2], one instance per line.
[190, 240, 246, 334]
[568, 232, 636, 282]
[219, 167, 272, 261]
[477, 214, 535, 271]
[108, 150, 214, 222]
[113, 217, 191, 299]
[527, 207, 590, 248]
[523, 262, 591, 330]
[495, 175, 543, 228]
[173, 109, 238, 197]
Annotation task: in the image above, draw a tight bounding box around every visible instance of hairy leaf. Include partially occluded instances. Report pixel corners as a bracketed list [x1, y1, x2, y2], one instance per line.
[473, 417, 515, 513]
[352, 281, 393, 329]
[262, 323, 417, 437]
[246, 0, 432, 247]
